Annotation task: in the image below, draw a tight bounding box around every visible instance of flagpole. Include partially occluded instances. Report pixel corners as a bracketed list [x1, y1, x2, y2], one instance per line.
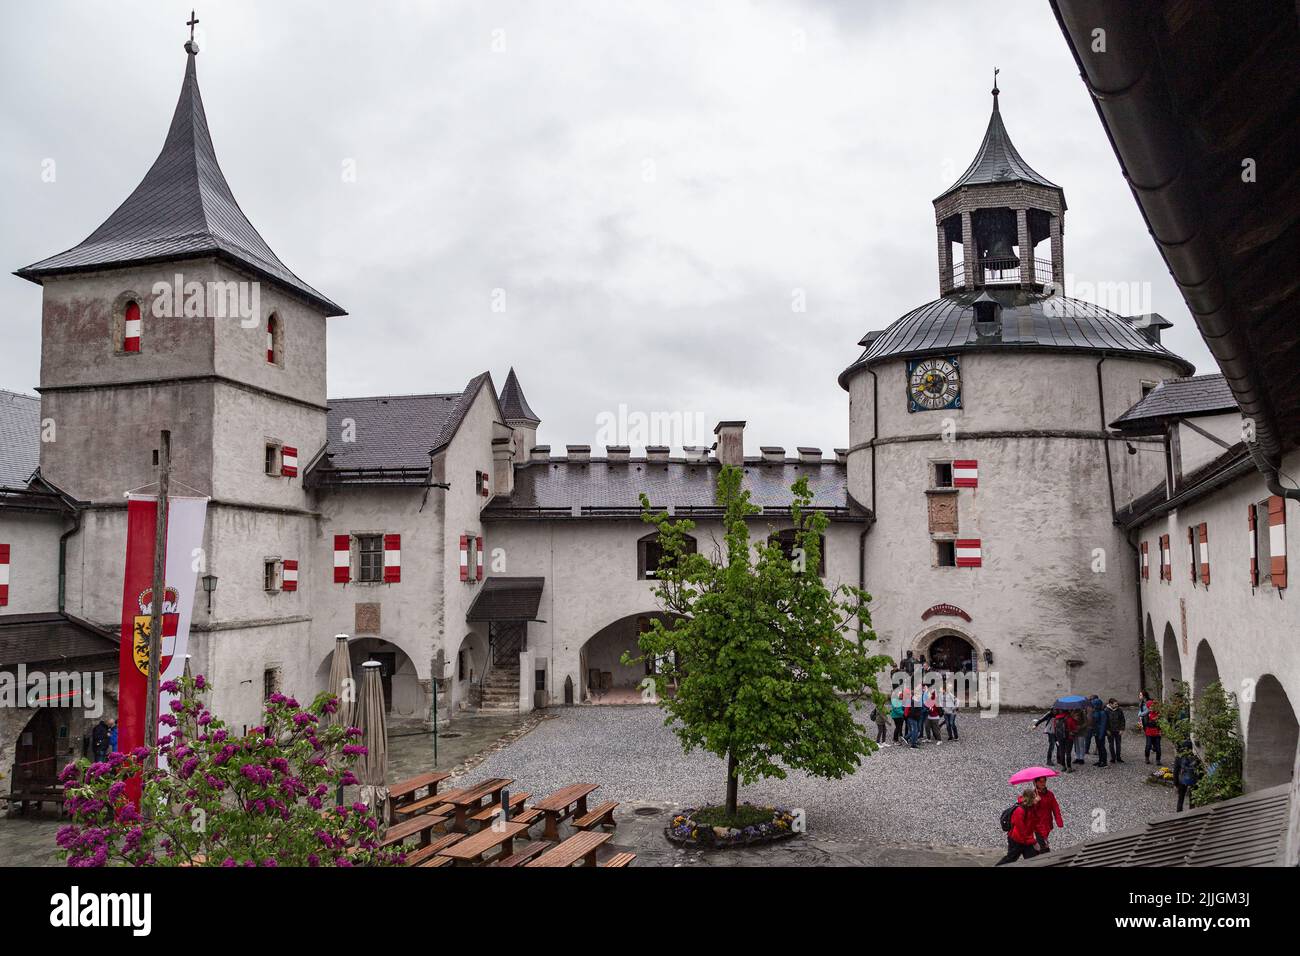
[144, 429, 171, 750]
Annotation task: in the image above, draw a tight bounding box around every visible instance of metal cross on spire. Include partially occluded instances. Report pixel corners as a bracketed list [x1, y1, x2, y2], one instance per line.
[991, 67, 1000, 110]
[187, 10, 200, 42]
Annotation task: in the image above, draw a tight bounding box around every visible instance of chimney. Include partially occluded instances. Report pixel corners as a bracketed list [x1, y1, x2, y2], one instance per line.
[566, 444, 591, 463]
[797, 446, 822, 464]
[530, 444, 551, 463]
[683, 446, 710, 463]
[713, 420, 745, 468]
[606, 445, 630, 463]
[834, 448, 848, 464]
[760, 446, 785, 464]
[646, 445, 669, 463]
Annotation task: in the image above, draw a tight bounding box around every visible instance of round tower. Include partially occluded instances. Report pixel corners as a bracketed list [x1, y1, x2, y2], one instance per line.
[841, 84, 1194, 706]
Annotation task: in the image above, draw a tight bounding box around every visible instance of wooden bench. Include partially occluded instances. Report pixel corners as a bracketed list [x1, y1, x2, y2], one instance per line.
[469, 791, 530, 825]
[525, 830, 611, 868]
[532, 783, 599, 841]
[403, 831, 465, 866]
[601, 852, 636, 868]
[437, 820, 529, 866]
[389, 771, 449, 806]
[395, 787, 467, 819]
[378, 812, 448, 849]
[442, 778, 513, 832]
[572, 801, 618, 831]
[507, 807, 543, 832]
[419, 855, 454, 868]
[492, 840, 550, 868]
[3, 788, 67, 818]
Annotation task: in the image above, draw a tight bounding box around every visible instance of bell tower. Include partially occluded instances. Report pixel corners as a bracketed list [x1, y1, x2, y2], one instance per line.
[933, 73, 1066, 296]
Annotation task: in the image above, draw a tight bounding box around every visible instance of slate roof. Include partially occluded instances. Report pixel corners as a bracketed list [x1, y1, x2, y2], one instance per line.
[498, 368, 540, 425]
[486, 458, 859, 518]
[318, 373, 495, 481]
[840, 288, 1194, 386]
[466, 577, 545, 622]
[0, 390, 40, 490]
[1023, 782, 1292, 867]
[1111, 374, 1238, 430]
[0, 613, 119, 669]
[15, 49, 344, 317]
[936, 91, 1061, 202]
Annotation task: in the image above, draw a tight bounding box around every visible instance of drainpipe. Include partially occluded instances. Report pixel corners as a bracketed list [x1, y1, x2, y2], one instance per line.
[57, 507, 82, 614]
[1095, 357, 1117, 519]
[856, 368, 880, 638]
[1125, 526, 1146, 695]
[1246, 442, 1300, 502]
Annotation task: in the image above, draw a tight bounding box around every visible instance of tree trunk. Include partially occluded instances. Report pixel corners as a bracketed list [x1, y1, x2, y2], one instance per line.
[725, 750, 738, 817]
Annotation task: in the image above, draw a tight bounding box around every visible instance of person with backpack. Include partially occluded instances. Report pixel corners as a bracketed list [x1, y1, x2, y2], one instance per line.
[1074, 701, 1094, 763]
[1090, 695, 1109, 767]
[905, 688, 924, 748]
[889, 692, 906, 744]
[1030, 776, 1064, 852]
[1105, 698, 1126, 763]
[1053, 710, 1077, 772]
[926, 694, 943, 743]
[1143, 699, 1163, 765]
[1033, 708, 1059, 764]
[870, 701, 888, 745]
[996, 789, 1041, 865]
[1173, 740, 1201, 811]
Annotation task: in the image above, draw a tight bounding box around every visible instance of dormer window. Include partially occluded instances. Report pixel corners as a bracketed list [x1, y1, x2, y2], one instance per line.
[266, 312, 283, 366]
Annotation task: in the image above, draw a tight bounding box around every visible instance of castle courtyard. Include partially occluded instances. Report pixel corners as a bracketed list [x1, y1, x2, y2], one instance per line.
[2, 705, 1173, 867]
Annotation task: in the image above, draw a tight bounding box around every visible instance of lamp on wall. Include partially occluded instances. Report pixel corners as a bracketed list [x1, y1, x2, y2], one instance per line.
[202, 573, 218, 612]
[983, 649, 994, 667]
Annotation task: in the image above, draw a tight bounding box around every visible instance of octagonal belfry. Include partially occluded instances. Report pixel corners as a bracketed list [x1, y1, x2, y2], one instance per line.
[934, 78, 1066, 296]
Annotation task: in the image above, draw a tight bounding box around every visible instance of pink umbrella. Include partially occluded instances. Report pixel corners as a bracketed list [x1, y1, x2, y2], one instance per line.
[1008, 766, 1059, 785]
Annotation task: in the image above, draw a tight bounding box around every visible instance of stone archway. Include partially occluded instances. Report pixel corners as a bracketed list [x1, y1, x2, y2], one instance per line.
[579, 611, 683, 704]
[1193, 639, 1220, 702]
[314, 638, 423, 720]
[1244, 675, 1298, 792]
[909, 622, 983, 673]
[1161, 622, 1182, 700]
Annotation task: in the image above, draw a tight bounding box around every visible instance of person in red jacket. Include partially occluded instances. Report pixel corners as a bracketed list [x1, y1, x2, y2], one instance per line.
[996, 789, 1041, 865]
[1031, 776, 1064, 852]
[1144, 700, 1164, 765]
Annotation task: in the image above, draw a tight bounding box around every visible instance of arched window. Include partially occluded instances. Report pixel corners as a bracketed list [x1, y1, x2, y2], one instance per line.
[769, 528, 826, 575]
[116, 299, 142, 353]
[266, 312, 283, 366]
[638, 531, 696, 580]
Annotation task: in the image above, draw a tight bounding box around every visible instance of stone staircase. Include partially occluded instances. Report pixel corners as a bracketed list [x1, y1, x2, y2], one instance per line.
[478, 659, 520, 713]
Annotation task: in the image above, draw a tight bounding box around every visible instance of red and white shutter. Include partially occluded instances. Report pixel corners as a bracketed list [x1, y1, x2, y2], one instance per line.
[952, 460, 978, 488]
[282, 559, 298, 591]
[1198, 522, 1210, 586]
[333, 535, 351, 584]
[1188, 527, 1197, 583]
[266, 328, 275, 364]
[281, 446, 298, 478]
[475, 535, 484, 580]
[1268, 495, 1287, 589]
[1248, 505, 1259, 587]
[481, 471, 490, 498]
[0, 543, 9, 606]
[383, 534, 401, 583]
[955, 538, 982, 568]
[1161, 534, 1171, 581]
[1140, 541, 1149, 580]
[124, 301, 142, 353]
[459, 534, 470, 582]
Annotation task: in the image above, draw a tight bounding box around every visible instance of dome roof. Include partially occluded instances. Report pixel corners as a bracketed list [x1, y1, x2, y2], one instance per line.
[839, 288, 1193, 387]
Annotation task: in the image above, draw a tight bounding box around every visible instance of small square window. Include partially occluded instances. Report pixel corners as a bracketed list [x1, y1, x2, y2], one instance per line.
[263, 667, 281, 701]
[933, 462, 953, 488]
[357, 535, 384, 583]
[265, 443, 281, 476]
[935, 540, 957, 567]
[264, 560, 281, 592]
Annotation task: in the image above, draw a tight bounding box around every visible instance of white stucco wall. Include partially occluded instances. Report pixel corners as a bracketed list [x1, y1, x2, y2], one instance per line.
[0, 510, 65, 614]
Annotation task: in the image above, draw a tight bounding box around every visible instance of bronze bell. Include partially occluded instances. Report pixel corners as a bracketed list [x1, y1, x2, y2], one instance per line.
[983, 220, 1020, 266]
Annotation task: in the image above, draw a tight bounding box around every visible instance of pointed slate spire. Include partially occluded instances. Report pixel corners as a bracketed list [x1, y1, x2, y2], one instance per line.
[935, 80, 1060, 203]
[498, 368, 540, 425]
[17, 42, 344, 316]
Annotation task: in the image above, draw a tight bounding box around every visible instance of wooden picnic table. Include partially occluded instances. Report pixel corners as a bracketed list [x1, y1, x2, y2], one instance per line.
[442, 777, 513, 832]
[378, 811, 448, 849]
[436, 821, 529, 866]
[525, 830, 611, 868]
[532, 783, 599, 842]
[388, 771, 450, 818]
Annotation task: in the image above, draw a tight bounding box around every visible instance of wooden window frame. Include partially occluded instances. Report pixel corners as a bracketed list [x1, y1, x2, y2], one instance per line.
[356, 534, 385, 584]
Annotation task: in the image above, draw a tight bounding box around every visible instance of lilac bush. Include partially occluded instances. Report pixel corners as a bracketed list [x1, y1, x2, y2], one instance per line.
[56, 674, 403, 867]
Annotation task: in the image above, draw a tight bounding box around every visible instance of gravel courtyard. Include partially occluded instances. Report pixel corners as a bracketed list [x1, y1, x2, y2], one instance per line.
[454, 705, 1176, 864]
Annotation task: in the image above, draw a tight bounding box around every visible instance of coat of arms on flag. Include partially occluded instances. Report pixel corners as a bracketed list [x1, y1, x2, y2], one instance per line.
[130, 585, 180, 677]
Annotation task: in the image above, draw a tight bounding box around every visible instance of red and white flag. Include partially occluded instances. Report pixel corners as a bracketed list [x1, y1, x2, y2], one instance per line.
[117, 495, 208, 789]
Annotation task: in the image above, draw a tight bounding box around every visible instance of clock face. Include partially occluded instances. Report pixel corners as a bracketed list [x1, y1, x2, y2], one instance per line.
[907, 356, 962, 412]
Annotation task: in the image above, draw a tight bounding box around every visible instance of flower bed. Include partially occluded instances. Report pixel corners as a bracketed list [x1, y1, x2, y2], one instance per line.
[1146, 766, 1175, 787]
[664, 804, 800, 849]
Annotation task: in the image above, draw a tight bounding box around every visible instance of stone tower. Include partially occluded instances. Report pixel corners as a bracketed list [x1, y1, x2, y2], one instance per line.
[16, 37, 345, 723]
[840, 83, 1192, 705]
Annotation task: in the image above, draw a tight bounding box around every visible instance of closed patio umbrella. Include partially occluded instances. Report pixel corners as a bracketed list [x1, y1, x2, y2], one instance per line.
[355, 660, 389, 820]
[325, 634, 355, 732]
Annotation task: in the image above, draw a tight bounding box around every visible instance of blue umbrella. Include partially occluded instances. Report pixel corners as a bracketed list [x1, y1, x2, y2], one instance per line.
[1053, 695, 1088, 710]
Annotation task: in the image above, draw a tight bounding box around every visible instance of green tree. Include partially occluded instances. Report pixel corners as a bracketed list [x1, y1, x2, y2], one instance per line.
[1190, 681, 1244, 805]
[629, 465, 889, 819]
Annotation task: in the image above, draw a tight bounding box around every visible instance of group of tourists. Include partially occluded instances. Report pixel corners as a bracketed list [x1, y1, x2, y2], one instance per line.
[997, 775, 1064, 865]
[1031, 694, 1130, 772]
[874, 652, 962, 749]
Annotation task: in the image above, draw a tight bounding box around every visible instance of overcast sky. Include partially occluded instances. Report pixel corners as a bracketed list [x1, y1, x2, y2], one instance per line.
[0, 0, 1214, 455]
